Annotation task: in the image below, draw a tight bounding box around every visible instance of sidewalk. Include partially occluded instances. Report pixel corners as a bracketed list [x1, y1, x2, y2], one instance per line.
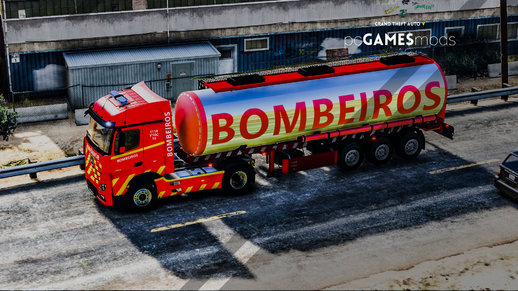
[0, 113, 86, 168]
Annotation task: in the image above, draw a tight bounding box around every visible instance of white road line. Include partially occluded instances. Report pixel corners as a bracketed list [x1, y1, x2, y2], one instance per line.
[200, 219, 261, 290]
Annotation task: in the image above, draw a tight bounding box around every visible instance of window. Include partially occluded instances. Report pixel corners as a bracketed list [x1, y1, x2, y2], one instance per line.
[508, 23, 518, 40]
[410, 29, 432, 47]
[244, 38, 269, 52]
[445, 26, 464, 40]
[219, 48, 233, 59]
[477, 24, 499, 41]
[114, 129, 140, 154]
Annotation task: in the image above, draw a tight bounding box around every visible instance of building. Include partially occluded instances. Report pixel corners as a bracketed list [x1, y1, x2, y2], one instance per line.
[2, 0, 518, 109]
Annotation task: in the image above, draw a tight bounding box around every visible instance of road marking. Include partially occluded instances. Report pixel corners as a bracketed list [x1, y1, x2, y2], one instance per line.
[428, 159, 500, 175]
[150, 210, 246, 233]
[199, 219, 261, 290]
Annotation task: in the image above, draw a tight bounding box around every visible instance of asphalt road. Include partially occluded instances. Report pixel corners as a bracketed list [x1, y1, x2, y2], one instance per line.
[2, 99, 518, 289]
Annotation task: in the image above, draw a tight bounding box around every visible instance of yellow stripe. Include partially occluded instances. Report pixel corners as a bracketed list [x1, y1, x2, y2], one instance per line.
[155, 171, 224, 183]
[429, 159, 500, 175]
[111, 141, 165, 160]
[185, 186, 193, 193]
[158, 191, 165, 199]
[212, 182, 220, 190]
[150, 210, 246, 233]
[116, 174, 135, 196]
[145, 169, 151, 173]
[112, 178, 119, 187]
[87, 167, 92, 175]
[157, 165, 166, 175]
[199, 184, 207, 191]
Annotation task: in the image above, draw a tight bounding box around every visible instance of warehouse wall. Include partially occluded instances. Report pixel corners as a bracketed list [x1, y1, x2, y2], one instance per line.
[10, 15, 518, 95]
[5, 0, 518, 53]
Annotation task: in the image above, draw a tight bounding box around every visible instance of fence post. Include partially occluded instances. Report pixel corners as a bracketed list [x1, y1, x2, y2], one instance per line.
[502, 83, 511, 101]
[470, 87, 481, 105]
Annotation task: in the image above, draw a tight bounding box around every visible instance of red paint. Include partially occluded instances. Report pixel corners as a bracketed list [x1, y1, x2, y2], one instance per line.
[174, 91, 208, 156]
[240, 108, 269, 140]
[372, 90, 393, 119]
[423, 81, 442, 111]
[273, 102, 307, 135]
[212, 113, 235, 145]
[338, 94, 355, 125]
[397, 85, 421, 115]
[312, 98, 334, 129]
[205, 55, 435, 93]
[359, 92, 368, 122]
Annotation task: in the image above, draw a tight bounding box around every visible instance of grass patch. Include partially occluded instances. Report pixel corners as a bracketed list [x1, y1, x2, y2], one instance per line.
[2, 159, 27, 167]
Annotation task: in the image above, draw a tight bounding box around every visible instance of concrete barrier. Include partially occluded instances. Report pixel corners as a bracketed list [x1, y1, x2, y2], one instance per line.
[9, 103, 68, 123]
[74, 108, 90, 126]
[445, 75, 457, 90]
[488, 61, 518, 78]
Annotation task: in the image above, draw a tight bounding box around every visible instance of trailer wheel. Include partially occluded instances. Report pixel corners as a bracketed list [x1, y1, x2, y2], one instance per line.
[366, 137, 393, 165]
[396, 130, 423, 160]
[337, 142, 364, 171]
[222, 163, 255, 195]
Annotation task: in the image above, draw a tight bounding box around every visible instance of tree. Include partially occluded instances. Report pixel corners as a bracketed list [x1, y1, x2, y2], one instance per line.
[0, 95, 17, 141]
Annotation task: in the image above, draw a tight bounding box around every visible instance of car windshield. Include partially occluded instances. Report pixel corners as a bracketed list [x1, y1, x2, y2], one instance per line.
[503, 154, 518, 173]
[87, 119, 114, 155]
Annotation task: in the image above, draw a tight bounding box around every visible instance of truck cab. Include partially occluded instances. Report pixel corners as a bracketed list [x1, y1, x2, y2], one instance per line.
[84, 82, 255, 210]
[84, 82, 176, 207]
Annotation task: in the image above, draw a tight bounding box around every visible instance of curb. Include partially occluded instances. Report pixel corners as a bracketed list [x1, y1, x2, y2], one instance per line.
[9, 103, 68, 123]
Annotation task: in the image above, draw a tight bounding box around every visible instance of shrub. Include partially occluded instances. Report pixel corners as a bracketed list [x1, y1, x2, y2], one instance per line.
[0, 95, 17, 141]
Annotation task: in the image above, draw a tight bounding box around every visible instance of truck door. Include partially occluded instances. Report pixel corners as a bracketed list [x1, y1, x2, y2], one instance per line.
[111, 126, 144, 196]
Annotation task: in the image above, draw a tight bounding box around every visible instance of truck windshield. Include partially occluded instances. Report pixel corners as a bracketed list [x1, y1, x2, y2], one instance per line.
[87, 119, 114, 155]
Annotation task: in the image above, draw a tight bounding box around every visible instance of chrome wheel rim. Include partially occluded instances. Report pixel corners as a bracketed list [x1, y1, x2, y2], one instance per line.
[375, 144, 390, 161]
[133, 188, 152, 207]
[345, 149, 360, 167]
[404, 138, 419, 156]
[230, 171, 247, 190]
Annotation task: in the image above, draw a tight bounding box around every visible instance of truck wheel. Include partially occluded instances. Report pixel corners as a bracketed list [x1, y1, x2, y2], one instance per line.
[125, 183, 157, 211]
[222, 163, 255, 195]
[396, 130, 423, 160]
[366, 137, 393, 165]
[337, 142, 364, 171]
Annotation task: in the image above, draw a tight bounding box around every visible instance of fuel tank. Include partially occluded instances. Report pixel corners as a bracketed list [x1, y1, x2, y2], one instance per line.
[175, 59, 447, 156]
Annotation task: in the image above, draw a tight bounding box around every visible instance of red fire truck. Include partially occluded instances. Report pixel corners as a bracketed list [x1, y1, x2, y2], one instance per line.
[84, 54, 453, 209]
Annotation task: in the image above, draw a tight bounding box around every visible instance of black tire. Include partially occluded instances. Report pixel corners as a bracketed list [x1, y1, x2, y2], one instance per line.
[123, 182, 157, 211]
[396, 130, 424, 160]
[366, 136, 394, 165]
[222, 162, 255, 195]
[337, 142, 364, 171]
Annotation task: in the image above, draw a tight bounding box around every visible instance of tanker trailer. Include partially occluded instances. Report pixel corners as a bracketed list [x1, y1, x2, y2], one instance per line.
[84, 54, 453, 210]
[175, 54, 453, 169]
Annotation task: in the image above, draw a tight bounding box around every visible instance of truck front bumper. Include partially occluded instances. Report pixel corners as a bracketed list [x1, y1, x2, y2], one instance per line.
[87, 180, 113, 206]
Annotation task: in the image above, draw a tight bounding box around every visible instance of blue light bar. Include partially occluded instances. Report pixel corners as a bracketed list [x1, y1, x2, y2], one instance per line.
[110, 90, 121, 97]
[116, 96, 128, 106]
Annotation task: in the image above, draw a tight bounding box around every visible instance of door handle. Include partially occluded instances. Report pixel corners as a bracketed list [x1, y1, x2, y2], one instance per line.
[134, 161, 143, 167]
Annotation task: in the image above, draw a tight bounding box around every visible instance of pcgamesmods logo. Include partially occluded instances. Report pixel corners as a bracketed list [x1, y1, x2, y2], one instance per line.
[345, 33, 457, 47]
